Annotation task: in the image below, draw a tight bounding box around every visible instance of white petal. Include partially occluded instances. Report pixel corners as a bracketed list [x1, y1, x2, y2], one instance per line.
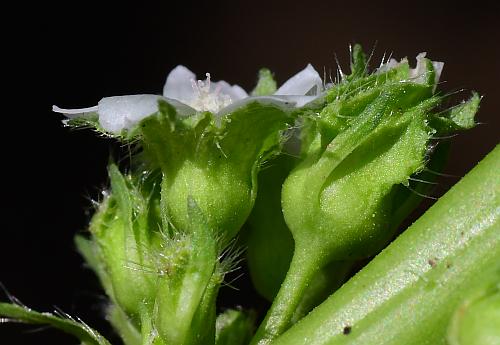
[230, 85, 249, 100]
[409, 52, 429, 84]
[275, 64, 323, 96]
[212, 80, 248, 101]
[217, 95, 319, 118]
[164, 98, 198, 117]
[432, 61, 444, 84]
[376, 58, 401, 74]
[52, 105, 98, 118]
[54, 94, 196, 134]
[409, 53, 444, 87]
[99, 95, 197, 133]
[377, 53, 443, 87]
[97, 95, 161, 132]
[163, 65, 196, 102]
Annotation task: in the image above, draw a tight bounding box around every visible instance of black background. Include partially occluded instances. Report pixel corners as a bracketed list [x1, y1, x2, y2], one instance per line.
[2, 1, 499, 344]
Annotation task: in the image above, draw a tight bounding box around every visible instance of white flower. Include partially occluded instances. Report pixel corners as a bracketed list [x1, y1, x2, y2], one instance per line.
[376, 52, 444, 86]
[53, 65, 323, 133]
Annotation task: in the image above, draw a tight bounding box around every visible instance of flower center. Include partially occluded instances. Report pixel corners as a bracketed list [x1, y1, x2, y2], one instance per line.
[186, 73, 232, 113]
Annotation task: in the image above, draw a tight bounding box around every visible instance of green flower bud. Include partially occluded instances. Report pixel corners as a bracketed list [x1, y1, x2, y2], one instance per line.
[252, 46, 480, 345]
[284, 84, 435, 263]
[246, 154, 353, 320]
[271, 145, 500, 345]
[89, 164, 159, 320]
[83, 167, 224, 345]
[140, 100, 294, 244]
[154, 197, 220, 345]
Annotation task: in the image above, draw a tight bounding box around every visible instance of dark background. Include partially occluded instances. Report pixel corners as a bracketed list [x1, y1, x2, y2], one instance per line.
[2, 1, 499, 343]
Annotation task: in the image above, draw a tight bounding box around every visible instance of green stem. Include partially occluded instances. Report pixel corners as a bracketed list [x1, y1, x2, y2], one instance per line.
[107, 305, 141, 345]
[250, 244, 326, 345]
[290, 260, 353, 324]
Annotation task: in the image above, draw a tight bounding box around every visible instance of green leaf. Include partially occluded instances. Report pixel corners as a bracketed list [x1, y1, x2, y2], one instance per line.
[0, 302, 112, 345]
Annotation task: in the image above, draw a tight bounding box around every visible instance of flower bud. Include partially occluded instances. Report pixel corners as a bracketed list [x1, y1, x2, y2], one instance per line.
[88, 164, 160, 320]
[283, 83, 436, 262]
[154, 197, 220, 345]
[252, 46, 480, 345]
[140, 100, 295, 244]
[85, 167, 223, 345]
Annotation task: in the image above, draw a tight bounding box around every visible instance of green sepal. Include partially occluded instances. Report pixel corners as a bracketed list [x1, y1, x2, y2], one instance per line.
[185, 272, 220, 345]
[302, 58, 430, 159]
[155, 197, 219, 345]
[74, 235, 114, 300]
[389, 141, 450, 231]
[139, 308, 167, 345]
[65, 113, 141, 141]
[106, 304, 142, 345]
[65, 114, 101, 131]
[0, 302, 112, 345]
[140, 101, 212, 173]
[430, 92, 480, 134]
[324, 58, 411, 104]
[140, 99, 295, 244]
[251, 68, 277, 96]
[90, 164, 159, 320]
[347, 43, 368, 81]
[218, 101, 292, 172]
[215, 309, 255, 345]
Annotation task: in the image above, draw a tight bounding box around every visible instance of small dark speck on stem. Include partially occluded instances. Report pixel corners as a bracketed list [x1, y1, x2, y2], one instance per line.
[343, 326, 352, 335]
[427, 258, 438, 268]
